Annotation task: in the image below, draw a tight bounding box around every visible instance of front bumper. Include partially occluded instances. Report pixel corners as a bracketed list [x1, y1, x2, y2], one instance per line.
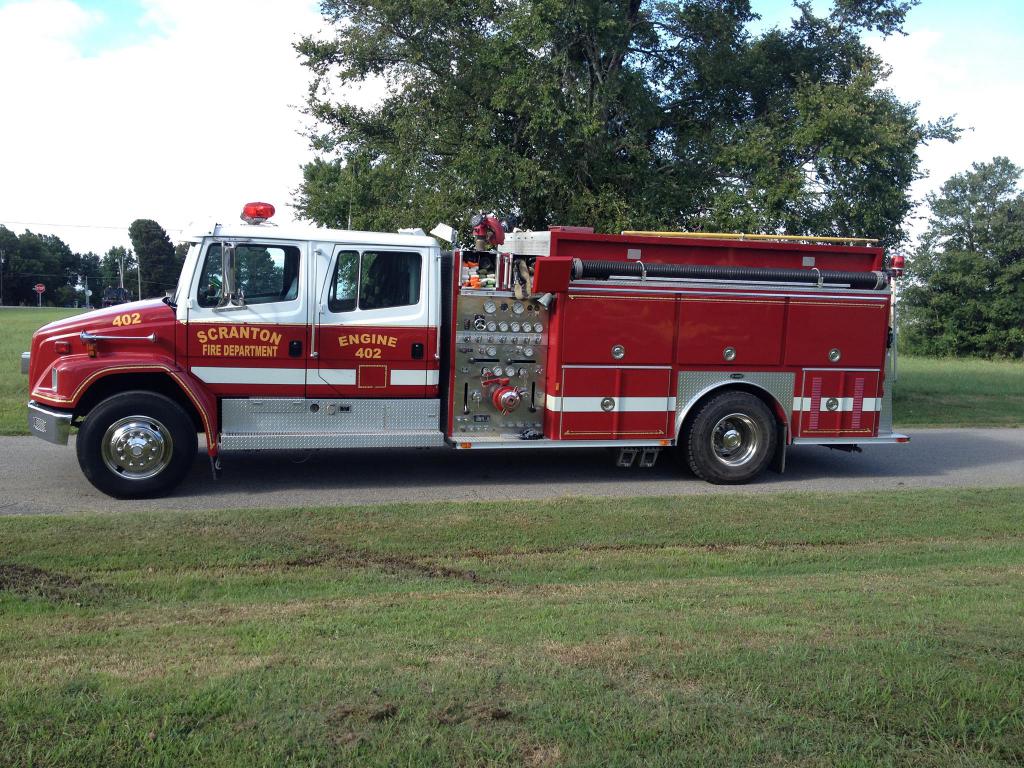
[27, 401, 73, 445]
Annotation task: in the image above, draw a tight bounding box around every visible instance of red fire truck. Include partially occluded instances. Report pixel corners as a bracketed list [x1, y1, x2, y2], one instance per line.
[22, 203, 907, 498]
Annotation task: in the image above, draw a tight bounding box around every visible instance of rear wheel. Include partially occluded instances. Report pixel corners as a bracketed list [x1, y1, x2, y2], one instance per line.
[76, 391, 197, 498]
[686, 391, 776, 484]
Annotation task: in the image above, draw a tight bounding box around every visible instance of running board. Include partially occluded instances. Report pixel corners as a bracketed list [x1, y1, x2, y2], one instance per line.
[792, 433, 909, 445]
[221, 430, 445, 451]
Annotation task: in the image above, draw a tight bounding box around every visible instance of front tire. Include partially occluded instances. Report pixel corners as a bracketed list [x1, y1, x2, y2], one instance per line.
[686, 391, 776, 484]
[76, 391, 197, 498]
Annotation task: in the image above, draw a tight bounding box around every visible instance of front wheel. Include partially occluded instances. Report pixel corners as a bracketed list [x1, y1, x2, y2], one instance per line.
[686, 391, 776, 484]
[76, 391, 197, 498]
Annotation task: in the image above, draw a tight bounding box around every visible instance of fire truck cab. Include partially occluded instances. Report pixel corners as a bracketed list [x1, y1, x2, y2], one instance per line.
[24, 203, 906, 498]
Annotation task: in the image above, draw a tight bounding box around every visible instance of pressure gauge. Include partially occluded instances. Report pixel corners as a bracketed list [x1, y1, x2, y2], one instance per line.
[486, 321, 497, 332]
[480, 367, 491, 377]
[510, 322, 520, 332]
[487, 346, 497, 357]
[512, 301, 525, 314]
[522, 322, 533, 333]
[534, 322, 543, 332]
[505, 366, 516, 377]
[498, 322, 509, 332]
[523, 347, 534, 357]
[483, 300, 497, 314]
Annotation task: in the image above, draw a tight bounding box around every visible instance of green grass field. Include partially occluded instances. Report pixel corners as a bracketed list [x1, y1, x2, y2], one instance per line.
[1, 489, 1022, 766]
[1, 307, 83, 434]
[3, 309, 1022, 432]
[893, 356, 1024, 427]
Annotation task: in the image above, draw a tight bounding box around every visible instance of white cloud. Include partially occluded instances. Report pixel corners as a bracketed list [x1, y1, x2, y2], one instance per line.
[0, 0, 342, 254]
[870, 27, 1024, 238]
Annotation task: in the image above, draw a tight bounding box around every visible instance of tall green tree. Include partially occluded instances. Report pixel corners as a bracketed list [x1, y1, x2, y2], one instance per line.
[295, 0, 955, 247]
[900, 157, 1024, 357]
[129, 219, 183, 298]
[0, 229, 79, 306]
[0, 225, 17, 305]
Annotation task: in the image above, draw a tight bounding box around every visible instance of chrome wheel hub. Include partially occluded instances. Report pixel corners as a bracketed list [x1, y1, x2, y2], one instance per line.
[711, 413, 760, 467]
[101, 416, 173, 480]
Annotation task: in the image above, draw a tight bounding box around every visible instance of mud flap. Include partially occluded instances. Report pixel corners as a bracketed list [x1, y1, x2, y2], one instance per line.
[770, 423, 787, 474]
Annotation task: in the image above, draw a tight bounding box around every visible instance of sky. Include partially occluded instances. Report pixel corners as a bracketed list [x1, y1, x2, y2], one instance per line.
[1, 0, 1022, 256]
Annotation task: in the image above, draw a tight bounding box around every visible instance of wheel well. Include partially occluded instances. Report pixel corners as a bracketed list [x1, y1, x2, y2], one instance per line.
[678, 383, 787, 443]
[73, 373, 204, 432]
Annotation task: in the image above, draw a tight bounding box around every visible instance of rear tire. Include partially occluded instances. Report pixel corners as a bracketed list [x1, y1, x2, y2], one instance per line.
[686, 391, 776, 484]
[76, 391, 197, 499]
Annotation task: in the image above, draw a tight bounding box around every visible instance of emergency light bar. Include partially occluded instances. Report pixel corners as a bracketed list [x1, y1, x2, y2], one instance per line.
[241, 202, 275, 224]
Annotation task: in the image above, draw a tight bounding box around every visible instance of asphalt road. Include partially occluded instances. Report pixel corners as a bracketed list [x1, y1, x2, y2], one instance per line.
[0, 428, 1021, 515]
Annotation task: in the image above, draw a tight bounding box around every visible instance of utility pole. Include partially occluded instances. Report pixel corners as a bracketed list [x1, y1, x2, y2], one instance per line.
[0, 249, 5, 307]
[135, 249, 142, 300]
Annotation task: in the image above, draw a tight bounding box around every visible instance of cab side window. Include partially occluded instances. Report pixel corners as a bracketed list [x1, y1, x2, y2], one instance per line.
[328, 250, 421, 313]
[197, 243, 301, 308]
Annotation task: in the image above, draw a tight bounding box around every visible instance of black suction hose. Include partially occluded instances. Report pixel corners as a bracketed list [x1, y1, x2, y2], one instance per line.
[571, 259, 888, 290]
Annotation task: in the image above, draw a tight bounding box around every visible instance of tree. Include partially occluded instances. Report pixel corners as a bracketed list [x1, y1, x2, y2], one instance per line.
[294, 0, 955, 247]
[900, 157, 1024, 357]
[129, 219, 183, 298]
[0, 225, 17, 305]
[1, 230, 78, 306]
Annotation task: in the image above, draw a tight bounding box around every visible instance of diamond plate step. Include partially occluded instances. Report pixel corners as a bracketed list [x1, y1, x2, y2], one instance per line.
[220, 430, 445, 451]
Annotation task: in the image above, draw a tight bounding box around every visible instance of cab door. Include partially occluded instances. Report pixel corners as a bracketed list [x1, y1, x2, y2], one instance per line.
[310, 245, 436, 398]
[186, 239, 308, 397]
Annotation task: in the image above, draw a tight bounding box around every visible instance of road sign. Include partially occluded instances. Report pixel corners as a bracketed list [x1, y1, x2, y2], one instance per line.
[34, 283, 45, 294]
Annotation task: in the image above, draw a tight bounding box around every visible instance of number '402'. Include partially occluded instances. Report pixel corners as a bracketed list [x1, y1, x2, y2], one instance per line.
[112, 313, 141, 327]
[354, 347, 382, 359]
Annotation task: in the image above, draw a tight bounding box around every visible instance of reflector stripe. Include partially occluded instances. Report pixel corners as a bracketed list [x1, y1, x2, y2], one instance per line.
[546, 395, 677, 412]
[320, 369, 438, 386]
[793, 397, 881, 412]
[389, 369, 440, 386]
[191, 367, 305, 385]
[193, 367, 439, 387]
[319, 369, 356, 386]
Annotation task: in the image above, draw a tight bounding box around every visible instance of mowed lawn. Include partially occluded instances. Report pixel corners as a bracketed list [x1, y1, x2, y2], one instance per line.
[1, 307, 83, 434]
[1, 488, 1022, 766]
[893, 356, 1024, 428]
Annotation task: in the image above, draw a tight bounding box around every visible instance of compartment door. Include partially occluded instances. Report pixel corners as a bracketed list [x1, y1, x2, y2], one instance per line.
[795, 369, 881, 439]
[557, 366, 673, 440]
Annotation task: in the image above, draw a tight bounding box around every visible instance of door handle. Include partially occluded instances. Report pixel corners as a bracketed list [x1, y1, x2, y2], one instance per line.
[289, 340, 303, 357]
[411, 342, 424, 360]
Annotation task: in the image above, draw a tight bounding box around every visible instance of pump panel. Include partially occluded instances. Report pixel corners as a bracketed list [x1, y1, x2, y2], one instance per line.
[451, 292, 548, 437]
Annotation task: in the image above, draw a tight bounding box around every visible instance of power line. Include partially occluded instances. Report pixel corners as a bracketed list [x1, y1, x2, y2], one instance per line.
[0, 219, 184, 233]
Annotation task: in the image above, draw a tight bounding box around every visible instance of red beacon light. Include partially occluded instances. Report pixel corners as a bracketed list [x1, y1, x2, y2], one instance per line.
[889, 254, 906, 277]
[241, 202, 275, 225]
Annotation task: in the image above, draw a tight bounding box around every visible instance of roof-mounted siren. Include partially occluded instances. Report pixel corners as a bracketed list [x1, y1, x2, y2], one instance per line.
[888, 254, 906, 278]
[241, 202, 275, 225]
